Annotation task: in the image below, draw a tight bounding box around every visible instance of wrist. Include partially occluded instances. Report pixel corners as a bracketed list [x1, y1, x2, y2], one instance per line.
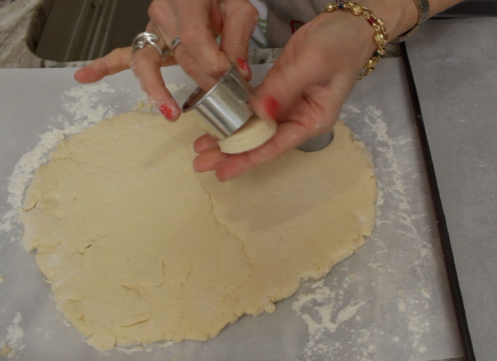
[359, 0, 419, 40]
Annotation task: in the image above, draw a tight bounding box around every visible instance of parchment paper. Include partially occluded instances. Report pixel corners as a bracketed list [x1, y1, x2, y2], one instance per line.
[407, 18, 497, 361]
[0, 60, 462, 360]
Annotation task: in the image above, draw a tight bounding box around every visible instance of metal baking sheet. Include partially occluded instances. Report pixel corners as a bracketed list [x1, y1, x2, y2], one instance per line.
[407, 18, 497, 361]
[0, 60, 461, 360]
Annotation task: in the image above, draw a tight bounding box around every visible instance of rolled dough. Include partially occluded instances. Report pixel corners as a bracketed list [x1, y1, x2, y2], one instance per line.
[22, 112, 376, 350]
[217, 114, 277, 154]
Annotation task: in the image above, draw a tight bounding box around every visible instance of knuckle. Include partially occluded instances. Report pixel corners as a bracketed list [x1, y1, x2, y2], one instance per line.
[204, 63, 225, 79]
[178, 27, 198, 46]
[176, 54, 197, 74]
[148, 0, 167, 22]
[226, 42, 247, 57]
[112, 47, 130, 62]
[94, 58, 110, 76]
[117, 47, 132, 63]
[147, 1, 160, 20]
[243, 3, 258, 20]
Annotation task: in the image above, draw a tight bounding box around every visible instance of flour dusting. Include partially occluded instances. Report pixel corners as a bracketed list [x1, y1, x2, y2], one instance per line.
[0, 312, 24, 360]
[0, 81, 191, 358]
[293, 103, 447, 360]
[115, 341, 173, 354]
[295, 285, 367, 334]
[0, 83, 117, 238]
[0, 79, 457, 359]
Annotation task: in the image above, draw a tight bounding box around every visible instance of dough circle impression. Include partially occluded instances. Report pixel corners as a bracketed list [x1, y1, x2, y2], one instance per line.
[22, 112, 376, 350]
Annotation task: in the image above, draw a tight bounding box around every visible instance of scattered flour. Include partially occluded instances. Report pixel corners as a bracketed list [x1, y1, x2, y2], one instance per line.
[166, 82, 188, 95]
[292, 279, 370, 361]
[0, 84, 454, 359]
[0, 83, 117, 359]
[0, 313, 24, 360]
[115, 340, 173, 354]
[0, 81, 189, 358]
[0, 83, 116, 238]
[291, 103, 445, 360]
[0, 81, 187, 237]
[421, 289, 431, 299]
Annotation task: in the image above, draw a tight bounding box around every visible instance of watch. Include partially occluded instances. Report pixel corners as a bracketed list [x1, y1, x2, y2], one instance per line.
[391, 0, 430, 43]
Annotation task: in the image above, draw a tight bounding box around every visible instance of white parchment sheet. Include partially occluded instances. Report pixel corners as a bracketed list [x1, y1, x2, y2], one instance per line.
[0, 60, 462, 360]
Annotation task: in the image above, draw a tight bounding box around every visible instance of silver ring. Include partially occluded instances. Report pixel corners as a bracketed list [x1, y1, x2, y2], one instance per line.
[132, 32, 165, 58]
[161, 37, 181, 58]
[170, 37, 181, 55]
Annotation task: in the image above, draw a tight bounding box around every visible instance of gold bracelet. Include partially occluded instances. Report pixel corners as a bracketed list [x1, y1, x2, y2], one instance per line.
[322, 2, 388, 79]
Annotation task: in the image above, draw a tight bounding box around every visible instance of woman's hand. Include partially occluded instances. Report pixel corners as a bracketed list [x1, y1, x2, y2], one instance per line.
[75, 0, 258, 120]
[192, 11, 377, 181]
[75, 0, 422, 182]
[193, 0, 422, 181]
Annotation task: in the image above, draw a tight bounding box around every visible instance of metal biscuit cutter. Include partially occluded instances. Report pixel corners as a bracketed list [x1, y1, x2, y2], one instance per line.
[182, 64, 333, 152]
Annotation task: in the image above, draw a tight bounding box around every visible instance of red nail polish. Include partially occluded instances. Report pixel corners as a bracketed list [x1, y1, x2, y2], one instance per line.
[159, 104, 174, 120]
[264, 96, 281, 119]
[237, 58, 251, 76]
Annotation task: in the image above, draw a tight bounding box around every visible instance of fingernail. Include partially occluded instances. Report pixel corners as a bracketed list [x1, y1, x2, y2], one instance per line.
[236, 58, 251, 77]
[264, 95, 281, 119]
[159, 104, 174, 120]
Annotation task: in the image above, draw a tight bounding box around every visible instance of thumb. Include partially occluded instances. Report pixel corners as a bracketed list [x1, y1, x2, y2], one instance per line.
[252, 51, 327, 120]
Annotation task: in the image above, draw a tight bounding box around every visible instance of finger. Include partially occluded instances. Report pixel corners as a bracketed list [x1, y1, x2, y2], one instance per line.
[251, 47, 329, 121]
[131, 46, 180, 121]
[193, 134, 219, 153]
[143, 22, 179, 67]
[193, 148, 229, 173]
[176, 0, 230, 79]
[249, 24, 308, 89]
[148, 2, 178, 47]
[172, 47, 218, 90]
[220, 0, 259, 79]
[74, 47, 132, 83]
[287, 73, 356, 132]
[215, 120, 313, 181]
[148, 3, 219, 90]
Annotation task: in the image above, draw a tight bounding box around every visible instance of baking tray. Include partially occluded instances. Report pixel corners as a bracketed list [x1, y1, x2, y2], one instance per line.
[406, 17, 497, 361]
[401, 41, 475, 361]
[0, 61, 462, 360]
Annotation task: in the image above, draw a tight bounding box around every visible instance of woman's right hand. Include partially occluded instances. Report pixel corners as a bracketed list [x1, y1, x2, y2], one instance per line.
[75, 0, 258, 120]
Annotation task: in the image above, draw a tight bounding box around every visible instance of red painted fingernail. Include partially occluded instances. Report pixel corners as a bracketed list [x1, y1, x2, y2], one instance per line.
[237, 58, 251, 77]
[264, 95, 281, 119]
[159, 104, 174, 120]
